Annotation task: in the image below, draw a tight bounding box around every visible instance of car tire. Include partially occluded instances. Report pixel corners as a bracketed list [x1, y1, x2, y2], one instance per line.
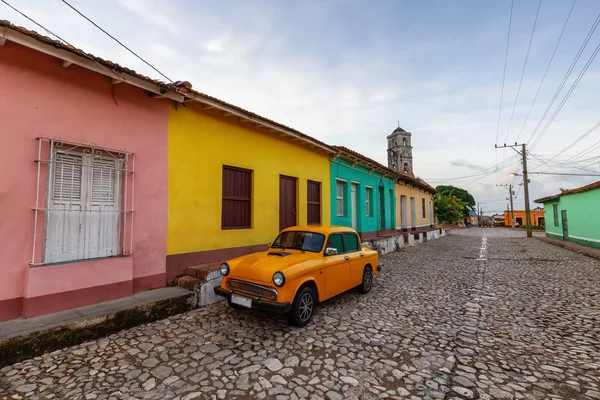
[288, 286, 316, 327]
[358, 266, 373, 294]
[227, 299, 245, 310]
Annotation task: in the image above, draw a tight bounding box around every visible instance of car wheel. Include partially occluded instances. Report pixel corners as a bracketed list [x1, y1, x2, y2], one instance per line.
[227, 299, 245, 310]
[358, 266, 373, 294]
[288, 286, 316, 327]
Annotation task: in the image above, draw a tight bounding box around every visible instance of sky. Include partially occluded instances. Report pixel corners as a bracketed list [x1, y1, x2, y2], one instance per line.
[2, 0, 599, 215]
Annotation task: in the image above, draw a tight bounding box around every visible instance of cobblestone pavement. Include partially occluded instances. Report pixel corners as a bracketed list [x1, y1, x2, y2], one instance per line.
[1, 228, 599, 400]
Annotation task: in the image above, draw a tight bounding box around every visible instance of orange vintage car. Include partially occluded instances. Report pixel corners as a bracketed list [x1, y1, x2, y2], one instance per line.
[214, 226, 380, 326]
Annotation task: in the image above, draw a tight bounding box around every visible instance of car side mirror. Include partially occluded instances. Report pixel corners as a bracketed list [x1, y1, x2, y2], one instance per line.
[325, 247, 338, 256]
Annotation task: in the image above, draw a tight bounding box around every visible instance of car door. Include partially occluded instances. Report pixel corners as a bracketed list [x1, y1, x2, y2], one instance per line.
[323, 233, 350, 299]
[343, 232, 364, 287]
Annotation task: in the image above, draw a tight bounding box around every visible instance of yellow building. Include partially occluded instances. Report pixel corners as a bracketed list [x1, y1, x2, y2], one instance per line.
[166, 89, 335, 282]
[395, 176, 436, 231]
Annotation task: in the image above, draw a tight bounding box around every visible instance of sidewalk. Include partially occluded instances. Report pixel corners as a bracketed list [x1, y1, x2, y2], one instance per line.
[0, 287, 193, 367]
[537, 236, 600, 261]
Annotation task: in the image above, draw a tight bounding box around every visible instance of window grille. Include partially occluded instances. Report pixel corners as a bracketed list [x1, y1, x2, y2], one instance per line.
[31, 138, 135, 265]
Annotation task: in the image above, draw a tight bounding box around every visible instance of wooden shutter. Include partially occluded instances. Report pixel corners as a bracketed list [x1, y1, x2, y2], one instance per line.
[222, 166, 252, 229]
[307, 181, 321, 225]
[45, 152, 85, 263]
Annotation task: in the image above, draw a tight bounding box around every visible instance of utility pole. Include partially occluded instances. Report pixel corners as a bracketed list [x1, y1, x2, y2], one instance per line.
[522, 143, 532, 238]
[496, 184, 515, 229]
[495, 142, 532, 238]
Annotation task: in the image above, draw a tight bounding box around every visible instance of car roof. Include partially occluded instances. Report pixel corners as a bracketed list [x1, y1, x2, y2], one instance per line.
[280, 225, 358, 235]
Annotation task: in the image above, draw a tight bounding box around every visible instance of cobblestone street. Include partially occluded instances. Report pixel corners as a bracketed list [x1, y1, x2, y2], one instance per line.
[1, 228, 599, 400]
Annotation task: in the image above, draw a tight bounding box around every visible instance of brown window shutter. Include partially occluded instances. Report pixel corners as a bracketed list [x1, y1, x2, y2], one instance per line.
[307, 180, 321, 225]
[222, 166, 252, 229]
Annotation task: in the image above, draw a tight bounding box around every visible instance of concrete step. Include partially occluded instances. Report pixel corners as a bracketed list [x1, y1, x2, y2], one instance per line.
[174, 263, 224, 307]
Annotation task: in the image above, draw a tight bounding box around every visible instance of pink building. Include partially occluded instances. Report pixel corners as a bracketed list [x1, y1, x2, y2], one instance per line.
[0, 22, 177, 321]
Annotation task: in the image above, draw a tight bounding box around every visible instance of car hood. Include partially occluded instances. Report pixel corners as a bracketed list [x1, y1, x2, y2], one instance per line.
[229, 250, 316, 284]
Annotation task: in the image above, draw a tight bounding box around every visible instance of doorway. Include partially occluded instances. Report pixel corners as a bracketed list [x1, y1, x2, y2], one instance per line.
[410, 197, 416, 229]
[351, 183, 358, 230]
[279, 175, 297, 231]
[378, 186, 386, 230]
[400, 195, 407, 229]
[561, 210, 568, 239]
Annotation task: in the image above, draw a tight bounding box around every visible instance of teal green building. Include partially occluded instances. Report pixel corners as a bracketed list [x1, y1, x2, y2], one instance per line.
[330, 146, 396, 238]
[535, 180, 600, 249]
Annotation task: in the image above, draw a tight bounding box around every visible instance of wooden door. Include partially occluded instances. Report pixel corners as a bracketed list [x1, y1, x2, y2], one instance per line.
[279, 175, 297, 231]
[351, 184, 357, 230]
[401, 195, 407, 229]
[561, 210, 568, 239]
[410, 197, 416, 228]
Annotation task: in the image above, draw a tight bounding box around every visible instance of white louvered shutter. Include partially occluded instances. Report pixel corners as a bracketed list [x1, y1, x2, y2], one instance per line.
[84, 157, 121, 259]
[45, 153, 85, 263]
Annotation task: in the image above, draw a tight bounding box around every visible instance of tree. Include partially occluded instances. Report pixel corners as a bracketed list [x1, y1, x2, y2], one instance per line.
[435, 185, 475, 218]
[433, 193, 469, 224]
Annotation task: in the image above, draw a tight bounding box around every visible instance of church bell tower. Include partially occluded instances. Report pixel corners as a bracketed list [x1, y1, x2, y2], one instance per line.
[387, 126, 413, 174]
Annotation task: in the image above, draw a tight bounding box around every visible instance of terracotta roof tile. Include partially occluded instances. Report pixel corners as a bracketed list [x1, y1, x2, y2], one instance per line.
[0, 19, 335, 153]
[534, 180, 600, 203]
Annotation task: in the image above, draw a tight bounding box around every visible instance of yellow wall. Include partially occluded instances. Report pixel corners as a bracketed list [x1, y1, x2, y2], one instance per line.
[394, 182, 434, 228]
[167, 103, 331, 256]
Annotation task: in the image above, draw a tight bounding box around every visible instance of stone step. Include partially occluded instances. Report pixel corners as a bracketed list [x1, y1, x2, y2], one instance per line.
[186, 263, 221, 280]
[173, 275, 203, 290]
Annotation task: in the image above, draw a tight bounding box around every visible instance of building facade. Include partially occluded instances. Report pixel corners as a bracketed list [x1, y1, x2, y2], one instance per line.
[166, 101, 334, 282]
[0, 22, 172, 321]
[395, 178, 435, 231]
[503, 208, 545, 227]
[535, 181, 600, 249]
[330, 147, 396, 238]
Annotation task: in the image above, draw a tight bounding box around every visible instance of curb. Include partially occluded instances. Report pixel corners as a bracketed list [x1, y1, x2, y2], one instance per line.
[0, 293, 194, 368]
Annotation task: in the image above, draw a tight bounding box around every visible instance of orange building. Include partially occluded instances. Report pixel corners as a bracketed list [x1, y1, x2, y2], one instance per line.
[503, 207, 545, 227]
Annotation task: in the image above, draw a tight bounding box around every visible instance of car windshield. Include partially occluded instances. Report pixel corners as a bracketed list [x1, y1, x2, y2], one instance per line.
[271, 231, 326, 253]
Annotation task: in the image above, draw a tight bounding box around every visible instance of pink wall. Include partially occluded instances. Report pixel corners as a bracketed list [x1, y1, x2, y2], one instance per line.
[0, 42, 168, 320]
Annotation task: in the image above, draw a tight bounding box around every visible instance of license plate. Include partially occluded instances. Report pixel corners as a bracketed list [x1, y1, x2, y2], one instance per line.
[231, 294, 252, 308]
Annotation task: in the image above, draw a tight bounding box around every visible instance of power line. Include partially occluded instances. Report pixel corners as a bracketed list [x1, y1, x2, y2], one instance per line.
[530, 40, 600, 150]
[495, 0, 514, 149]
[515, 0, 576, 143]
[424, 155, 519, 182]
[0, 0, 126, 82]
[60, 0, 174, 83]
[545, 120, 600, 161]
[504, 0, 542, 144]
[526, 12, 600, 146]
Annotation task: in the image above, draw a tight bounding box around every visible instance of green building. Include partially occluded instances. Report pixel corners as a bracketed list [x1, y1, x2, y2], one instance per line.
[330, 146, 396, 238]
[535, 180, 600, 249]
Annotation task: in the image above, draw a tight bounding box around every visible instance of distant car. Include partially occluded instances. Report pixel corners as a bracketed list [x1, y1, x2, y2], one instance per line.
[213, 226, 380, 327]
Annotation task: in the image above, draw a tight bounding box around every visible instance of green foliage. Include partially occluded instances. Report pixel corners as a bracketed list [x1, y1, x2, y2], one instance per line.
[435, 185, 476, 210]
[433, 192, 468, 224]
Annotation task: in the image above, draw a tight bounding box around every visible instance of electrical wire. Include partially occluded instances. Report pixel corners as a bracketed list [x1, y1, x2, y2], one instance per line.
[504, 0, 542, 144]
[424, 155, 519, 182]
[0, 0, 127, 83]
[495, 0, 514, 171]
[514, 0, 576, 143]
[530, 40, 600, 150]
[61, 0, 173, 83]
[526, 12, 600, 146]
[545, 120, 600, 161]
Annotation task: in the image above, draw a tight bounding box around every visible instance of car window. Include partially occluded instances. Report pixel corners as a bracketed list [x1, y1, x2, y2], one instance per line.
[343, 233, 360, 252]
[326, 234, 344, 253]
[271, 231, 325, 253]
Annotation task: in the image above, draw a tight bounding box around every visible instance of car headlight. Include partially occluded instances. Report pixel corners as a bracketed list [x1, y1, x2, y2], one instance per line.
[220, 263, 230, 276]
[272, 271, 285, 287]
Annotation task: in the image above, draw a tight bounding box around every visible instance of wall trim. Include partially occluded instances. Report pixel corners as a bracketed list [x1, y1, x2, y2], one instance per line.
[0, 297, 23, 322]
[166, 243, 269, 283]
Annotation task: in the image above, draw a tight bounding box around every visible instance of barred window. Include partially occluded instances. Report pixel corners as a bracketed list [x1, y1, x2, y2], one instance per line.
[336, 180, 345, 216]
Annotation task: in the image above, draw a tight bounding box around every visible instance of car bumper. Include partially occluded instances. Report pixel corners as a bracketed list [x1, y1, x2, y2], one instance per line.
[213, 287, 292, 313]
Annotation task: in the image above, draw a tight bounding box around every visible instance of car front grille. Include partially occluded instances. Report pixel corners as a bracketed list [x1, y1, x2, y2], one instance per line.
[226, 279, 278, 301]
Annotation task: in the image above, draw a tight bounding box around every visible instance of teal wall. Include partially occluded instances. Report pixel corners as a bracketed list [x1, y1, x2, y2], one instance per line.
[330, 158, 396, 234]
[541, 187, 600, 249]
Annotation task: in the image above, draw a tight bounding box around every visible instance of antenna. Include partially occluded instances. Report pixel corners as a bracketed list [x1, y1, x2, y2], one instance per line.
[397, 119, 399, 128]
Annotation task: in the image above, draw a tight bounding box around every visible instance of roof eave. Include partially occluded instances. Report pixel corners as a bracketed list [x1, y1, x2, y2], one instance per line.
[180, 91, 336, 154]
[1, 26, 184, 103]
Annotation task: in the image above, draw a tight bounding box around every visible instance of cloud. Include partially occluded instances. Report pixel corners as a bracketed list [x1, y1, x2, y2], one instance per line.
[449, 160, 489, 173]
[117, 0, 182, 37]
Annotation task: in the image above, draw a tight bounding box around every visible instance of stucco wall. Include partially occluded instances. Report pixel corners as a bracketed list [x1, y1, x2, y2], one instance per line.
[395, 182, 434, 229]
[0, 42, 168, 320]
[167, 102, 331, 278]
[329, 158, 396, 234]
[542, 189, 600, 249]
